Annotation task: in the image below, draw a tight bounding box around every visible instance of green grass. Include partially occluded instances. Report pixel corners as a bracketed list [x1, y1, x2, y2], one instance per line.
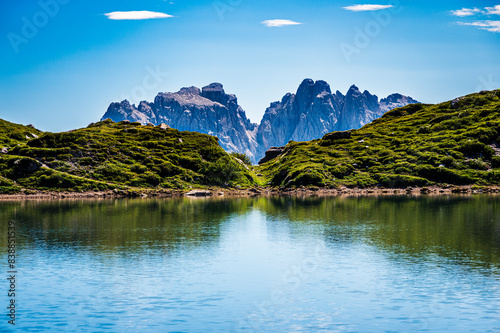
[0, 119, 257, 193]
[258, 89, 500, 188]
[0, 119, 42, 147]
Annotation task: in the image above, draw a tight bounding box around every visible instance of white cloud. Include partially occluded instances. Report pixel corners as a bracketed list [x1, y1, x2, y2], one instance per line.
[343, 4, 393, 12]
[450, 8, 481, 17]
[104, 11, 173, 20]
[458, 20, 500, 33]
[485, 5, 500, 15]
[261, 19, 302, 27]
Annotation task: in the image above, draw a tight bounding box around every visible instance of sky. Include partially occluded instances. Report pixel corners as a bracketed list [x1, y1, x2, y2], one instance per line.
[0, 0, 499, 132]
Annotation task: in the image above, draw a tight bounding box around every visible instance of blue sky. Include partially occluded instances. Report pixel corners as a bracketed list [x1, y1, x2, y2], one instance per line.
[0, 0, 499, 131]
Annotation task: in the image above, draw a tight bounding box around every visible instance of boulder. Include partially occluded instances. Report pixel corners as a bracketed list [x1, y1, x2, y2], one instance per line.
[184, 190, 213, 197]
[258, 146, 285, 164]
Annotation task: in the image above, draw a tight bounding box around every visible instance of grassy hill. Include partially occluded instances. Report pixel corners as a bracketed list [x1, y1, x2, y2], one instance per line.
[258, 89, 500, 189]
[0, 119, 256, 193]
[0, 119, 42, 146]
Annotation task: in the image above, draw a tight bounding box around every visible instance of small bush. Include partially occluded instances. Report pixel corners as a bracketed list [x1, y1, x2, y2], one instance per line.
[230, 152, 252, 165]
[289, 169, 325, 187]
[376, 174, 429, 188]
[491, 156, 500, 168]
[201, 155, 242, 185]
[466, 159, 488, 170]
[459, 140, 494, 158]
[416, 165, 475, 185]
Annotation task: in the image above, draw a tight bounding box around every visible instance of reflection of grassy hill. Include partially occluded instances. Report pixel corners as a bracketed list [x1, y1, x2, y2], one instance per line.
[258, 90, 500, 188]
[0, 198, 255, 250]
[0, 119, 256, 193]
[252, 196, 500, 266]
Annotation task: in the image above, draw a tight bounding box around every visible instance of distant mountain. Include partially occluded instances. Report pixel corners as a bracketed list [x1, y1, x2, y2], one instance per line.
[103, 83, 258, 161]
[255, 79, 418, 161]
[102, 79, 418, 163]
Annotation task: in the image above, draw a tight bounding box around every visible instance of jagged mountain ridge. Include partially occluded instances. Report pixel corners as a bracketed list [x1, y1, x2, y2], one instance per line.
[102, 79, 419, 163]
[104, 83, 258, 160]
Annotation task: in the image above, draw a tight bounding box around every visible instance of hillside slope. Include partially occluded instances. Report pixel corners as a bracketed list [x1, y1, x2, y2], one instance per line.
[0, 119, 256, 193]
[0, 119, 42, 147]
[258, 90, 500, 188]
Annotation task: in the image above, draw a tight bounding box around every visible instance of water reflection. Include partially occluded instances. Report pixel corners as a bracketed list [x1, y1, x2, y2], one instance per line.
[255, 196, 500, 267]
[1, 196, 499, 264]
[0, 195, 498, 332]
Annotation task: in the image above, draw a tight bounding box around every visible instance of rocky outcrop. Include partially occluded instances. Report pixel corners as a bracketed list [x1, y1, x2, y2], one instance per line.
[380, 93, 420, 113]
[102, 79, 418, 164]
[258, 146, 285, 165]
[102, 83, 259, 162]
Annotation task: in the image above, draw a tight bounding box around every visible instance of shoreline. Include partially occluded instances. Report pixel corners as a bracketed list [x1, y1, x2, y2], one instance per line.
[1, 185, 499, 200]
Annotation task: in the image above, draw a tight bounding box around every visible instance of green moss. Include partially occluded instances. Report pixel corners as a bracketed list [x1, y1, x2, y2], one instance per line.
[0, 119, 43, 147]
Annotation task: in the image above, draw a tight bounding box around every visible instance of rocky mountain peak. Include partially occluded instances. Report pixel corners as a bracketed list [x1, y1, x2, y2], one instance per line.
[178, 86, 201, 95]
[383, 93, 403, 102]
[201, 83, 226, 104]
[348, 84, 359, 92]
[313, 80, 332, 96]
[102, 82, 258, 162]
[295, 79, 316, 110]
[380, 93, 420, 112]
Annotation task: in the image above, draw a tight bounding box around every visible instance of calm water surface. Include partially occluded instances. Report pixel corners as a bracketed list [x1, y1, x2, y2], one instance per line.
[1, 196, 499, 332]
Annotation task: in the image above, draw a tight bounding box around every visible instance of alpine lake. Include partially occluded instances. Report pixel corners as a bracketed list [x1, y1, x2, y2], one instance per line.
[1, 195, 499, 332]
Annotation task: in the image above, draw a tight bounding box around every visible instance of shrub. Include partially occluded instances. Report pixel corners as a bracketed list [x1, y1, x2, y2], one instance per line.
[394, 166, 411, 175]
[156, 161, 181, 177]
[416, 165, 475, 185]
[79, 157, 93, 166]
[459, 140, 494, 158]
[131, 164, 148, 174]
[143, 172, 161, 187]
[492, 156, 500, 168]
[440, 156, 455, 168]
[329, 164, 354, 178]
[201, 155, 241, 185]
[289, 169, 325, 187]
[466, 159, 488, 170]
[38, 173, 76, 188]
[376, 174, 429, 188]
[485, 170, 500, 184]
[230, 152, 252, 165]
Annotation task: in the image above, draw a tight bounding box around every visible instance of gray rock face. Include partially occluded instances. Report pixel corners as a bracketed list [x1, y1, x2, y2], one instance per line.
[380, 93, 420, 113]
[102, 79, 418, 164]
[102, 83, 259, 161]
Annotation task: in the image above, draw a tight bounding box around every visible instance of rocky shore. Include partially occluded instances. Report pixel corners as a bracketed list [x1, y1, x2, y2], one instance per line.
[1, 185, 499, 200]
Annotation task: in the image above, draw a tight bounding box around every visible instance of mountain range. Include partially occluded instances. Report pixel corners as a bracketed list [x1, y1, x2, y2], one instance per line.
[102, 79, 418, 163]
